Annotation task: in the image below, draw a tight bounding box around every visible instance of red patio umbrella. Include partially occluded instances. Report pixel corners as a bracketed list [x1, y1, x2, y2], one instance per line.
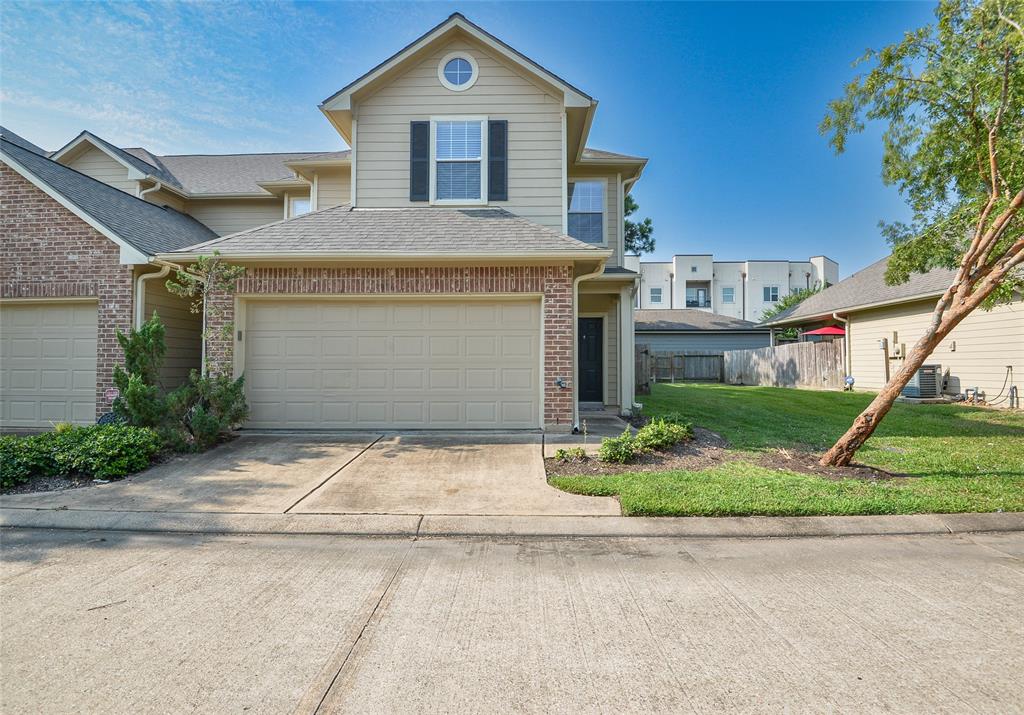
[802, 326, 846, 336]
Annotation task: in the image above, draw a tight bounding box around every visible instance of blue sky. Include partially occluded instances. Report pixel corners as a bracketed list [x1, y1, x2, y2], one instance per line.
[0, 1, 936, 276]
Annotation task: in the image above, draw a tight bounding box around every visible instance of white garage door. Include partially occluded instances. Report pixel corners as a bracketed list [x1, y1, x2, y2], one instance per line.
[0, 302, 97, 428]
[244, 299, 541, 429]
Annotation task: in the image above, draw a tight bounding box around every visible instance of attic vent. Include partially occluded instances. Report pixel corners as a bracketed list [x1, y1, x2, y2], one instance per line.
[901, 364, 942, 398]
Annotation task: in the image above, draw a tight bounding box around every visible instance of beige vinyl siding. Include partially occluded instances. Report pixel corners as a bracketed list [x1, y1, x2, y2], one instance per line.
[184, 198, 283, 236]
[143, 276, 201, 388]
[65, 146, 137, 194]
[316, 167, 351, 208]
[569, 172, 621, 267]
[142, 187, 186, 212]
[579, 293, 620, 407]
[354, 38, 564, 230]
[848, 299, 1023, 404]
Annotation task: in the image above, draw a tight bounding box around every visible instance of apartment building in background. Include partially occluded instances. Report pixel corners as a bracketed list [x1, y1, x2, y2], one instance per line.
[624, 254, 839, 322]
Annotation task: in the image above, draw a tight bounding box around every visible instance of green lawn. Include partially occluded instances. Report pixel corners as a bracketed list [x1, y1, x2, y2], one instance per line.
[550, 383, 1024, 516]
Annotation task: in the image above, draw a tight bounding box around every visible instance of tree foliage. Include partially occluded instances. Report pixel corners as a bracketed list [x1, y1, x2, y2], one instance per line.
[165, 250, 246, 376]
[817, 0, 1023, 465]
[624, 194, 655, 255]
[761, 284, 827, 340]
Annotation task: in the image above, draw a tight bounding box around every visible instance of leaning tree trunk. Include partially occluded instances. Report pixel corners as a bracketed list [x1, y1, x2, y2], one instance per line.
[819, 305, 969, 467]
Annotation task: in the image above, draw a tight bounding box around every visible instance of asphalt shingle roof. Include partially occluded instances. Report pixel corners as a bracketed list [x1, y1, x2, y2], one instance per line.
[0, 126, 49, 156]
[173, 204, 607, 256]
[635, 310, 767, 332]
[123, 151, 350, 195]
[581, 148, 646, 161]
[763, 257, 956, 325]
[2, 138, 217, 256]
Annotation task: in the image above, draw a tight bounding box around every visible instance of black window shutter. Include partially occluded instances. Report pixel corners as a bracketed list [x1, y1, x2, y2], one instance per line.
[409, 121, 430, 202]
[488, 120, 508, 201]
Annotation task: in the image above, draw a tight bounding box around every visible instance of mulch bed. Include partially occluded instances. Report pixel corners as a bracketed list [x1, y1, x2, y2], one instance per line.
[2, 474, 96, 496]
[546, 426, 904, 481]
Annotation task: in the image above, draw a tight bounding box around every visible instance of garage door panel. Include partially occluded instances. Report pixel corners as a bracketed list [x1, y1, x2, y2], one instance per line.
[244, 299, 540, 429]
[1, 302, 97, 428]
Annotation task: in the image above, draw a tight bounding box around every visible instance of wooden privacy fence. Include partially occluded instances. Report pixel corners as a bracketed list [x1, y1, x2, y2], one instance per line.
[723, 340, 846, 390]
[635, 345, 724, 395]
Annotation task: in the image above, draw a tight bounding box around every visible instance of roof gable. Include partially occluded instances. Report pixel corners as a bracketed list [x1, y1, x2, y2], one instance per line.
[0, 126, 49, 156]
[1, 138, 216, 261]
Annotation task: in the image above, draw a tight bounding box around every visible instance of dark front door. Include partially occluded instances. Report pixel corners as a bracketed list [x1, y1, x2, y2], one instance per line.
[578, 317, 603, 402]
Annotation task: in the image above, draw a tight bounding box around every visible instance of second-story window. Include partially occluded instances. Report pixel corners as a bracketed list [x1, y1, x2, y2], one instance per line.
[650, 287, 663, 304]
[567, 180, 605, 243]
[722, 287, 735, 304]
[763, 286, 780, 302]
[289, 197, 311, 217]
[435, 120, 484, 202]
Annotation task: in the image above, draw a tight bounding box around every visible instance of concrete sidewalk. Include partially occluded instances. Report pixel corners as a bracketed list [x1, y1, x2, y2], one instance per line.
[3, 506, 1021, 538]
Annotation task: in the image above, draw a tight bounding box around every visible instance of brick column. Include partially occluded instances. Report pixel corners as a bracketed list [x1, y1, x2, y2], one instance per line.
[542, 265, 574, 428]
[204, 288, 236, 377]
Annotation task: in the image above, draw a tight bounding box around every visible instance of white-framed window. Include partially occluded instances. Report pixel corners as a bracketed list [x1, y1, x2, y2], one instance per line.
[430, 118, 487, 204]
[763, 286, 780, 302]
[437, 52, 479, 92]
[722, 287, 735, 304]
[650, 287, 663, 304]
[567, 180, 605, 244]
[289, 196, 311, 217]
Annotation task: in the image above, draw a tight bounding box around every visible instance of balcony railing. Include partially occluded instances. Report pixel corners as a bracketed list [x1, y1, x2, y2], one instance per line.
[686, 300, 712, 308]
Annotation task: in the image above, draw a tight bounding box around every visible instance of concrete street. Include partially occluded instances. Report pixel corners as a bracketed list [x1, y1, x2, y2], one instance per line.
[2, 529, 1022, 713]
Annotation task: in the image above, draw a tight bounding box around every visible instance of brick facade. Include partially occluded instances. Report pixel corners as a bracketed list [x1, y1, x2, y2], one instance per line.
[207, 265, 576, 427]
[1, 164, 134, 418]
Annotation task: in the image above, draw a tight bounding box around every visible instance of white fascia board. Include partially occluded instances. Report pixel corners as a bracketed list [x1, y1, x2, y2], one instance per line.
[1, 152, 149, 265]
[764, 292, 946, 327]
[158, 249, 612, 262]
[51, 133, 141, 175]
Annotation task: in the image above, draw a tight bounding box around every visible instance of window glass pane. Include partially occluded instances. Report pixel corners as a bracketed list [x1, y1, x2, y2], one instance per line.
[436, 121, 481, 160]
[568, 212, 603, 243]
[444, 58, 473, 85]
[650, 288, 662, 303]
[722, 287, 734, 303]
[436, 162, 481, 200]
[568, 181, 603, 212]
[291, 198, 310, 216]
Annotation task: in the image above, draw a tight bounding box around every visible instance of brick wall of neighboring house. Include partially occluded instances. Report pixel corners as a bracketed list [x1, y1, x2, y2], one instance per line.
[205, 265, 576, 427]
[0, 164, 134, 418]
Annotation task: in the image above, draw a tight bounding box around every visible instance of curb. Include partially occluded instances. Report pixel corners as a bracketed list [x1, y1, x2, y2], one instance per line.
[2, 507, 1022, 539]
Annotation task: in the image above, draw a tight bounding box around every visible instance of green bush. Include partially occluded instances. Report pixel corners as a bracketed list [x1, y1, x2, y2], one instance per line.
[597, 429, 639, 464]
[113, 314, 168, 428]
[0, 425, 160, 487]
[167, 370, 249, 451]
[634, 418, 692, 452]
[554, 446, 587, 463]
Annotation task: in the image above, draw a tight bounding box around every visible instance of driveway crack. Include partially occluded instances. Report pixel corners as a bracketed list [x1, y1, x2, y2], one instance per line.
[284, 435, 383, 513]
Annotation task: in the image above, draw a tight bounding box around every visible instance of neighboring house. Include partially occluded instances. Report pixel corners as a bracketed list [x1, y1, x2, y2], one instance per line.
[634, 310, 770, 353]
[0, 14, 647, 431]
[624, 253, 839, 320]
[762, 257, 1023, 407]
[0, 129, 215, 428]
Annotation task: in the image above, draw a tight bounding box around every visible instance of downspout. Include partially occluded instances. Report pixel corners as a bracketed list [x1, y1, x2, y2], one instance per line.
[832, 311, 850, 377]
[134, 263, 171, 329]
[139, 181, 163, 202]
[571, 260, 607, 431]
[741, 271, 747, 321]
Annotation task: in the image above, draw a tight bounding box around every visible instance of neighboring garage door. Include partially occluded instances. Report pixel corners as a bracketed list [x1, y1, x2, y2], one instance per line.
[244, 299, 542, 429]
[0, 301, 97, 428]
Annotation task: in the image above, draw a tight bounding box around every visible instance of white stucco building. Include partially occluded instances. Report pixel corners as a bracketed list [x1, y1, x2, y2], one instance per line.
[624, 254, 839, 322]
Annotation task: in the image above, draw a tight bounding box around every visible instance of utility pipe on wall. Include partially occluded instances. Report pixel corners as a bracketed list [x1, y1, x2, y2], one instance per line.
[833, 311, 850, 376]
[134, 264, 171, 329]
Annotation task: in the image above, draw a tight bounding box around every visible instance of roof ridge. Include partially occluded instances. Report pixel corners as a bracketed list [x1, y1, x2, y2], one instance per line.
[177, 202, 353, 253]
[155, 150, 342, 158]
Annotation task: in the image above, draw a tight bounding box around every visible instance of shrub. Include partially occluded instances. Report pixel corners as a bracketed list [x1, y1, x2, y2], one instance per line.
[167, 370, 249, 451]
[112, 314, 168, 427]
[0, 425, 160, 487]
[597, 429, 639, 464]
[61, 425, 161, 479]
[554, 446, 587, 463]
[634, 418, 692, 452]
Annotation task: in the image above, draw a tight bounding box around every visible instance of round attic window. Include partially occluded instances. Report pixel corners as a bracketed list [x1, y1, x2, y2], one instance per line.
[438, 52, 478, 91]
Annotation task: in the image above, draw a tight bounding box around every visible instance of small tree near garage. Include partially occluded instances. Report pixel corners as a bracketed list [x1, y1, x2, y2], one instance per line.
[818, 0, 1023, 466]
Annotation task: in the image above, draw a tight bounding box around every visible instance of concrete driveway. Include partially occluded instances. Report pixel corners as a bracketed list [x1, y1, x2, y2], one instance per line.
[1, 433, 618, 517]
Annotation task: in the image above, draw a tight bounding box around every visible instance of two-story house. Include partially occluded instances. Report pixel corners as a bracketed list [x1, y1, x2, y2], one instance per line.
[1, 14, 645, 432]
[625, 254, 838, 321]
